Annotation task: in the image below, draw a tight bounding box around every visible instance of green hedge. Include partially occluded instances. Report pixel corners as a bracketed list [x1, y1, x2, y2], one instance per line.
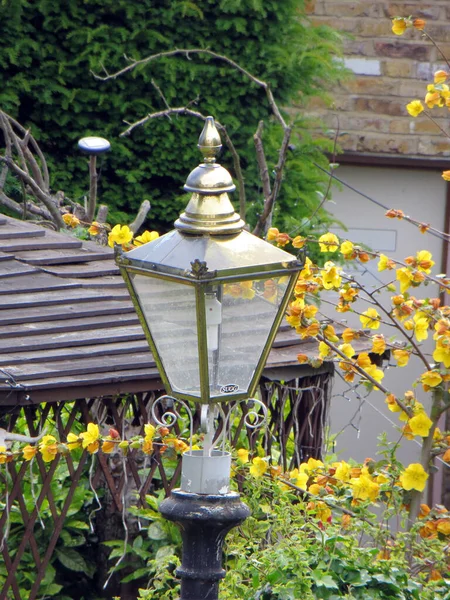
[0, 0, 345, 231]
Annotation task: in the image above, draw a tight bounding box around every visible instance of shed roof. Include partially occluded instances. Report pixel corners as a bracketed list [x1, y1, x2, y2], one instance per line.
[0, 215, 332, 406]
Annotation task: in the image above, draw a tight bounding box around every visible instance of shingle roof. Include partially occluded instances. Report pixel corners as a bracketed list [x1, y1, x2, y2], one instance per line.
[0, 215, 318, 405]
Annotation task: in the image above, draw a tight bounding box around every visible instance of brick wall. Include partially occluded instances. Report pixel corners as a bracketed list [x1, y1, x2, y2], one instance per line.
[306, 1, 450, 159]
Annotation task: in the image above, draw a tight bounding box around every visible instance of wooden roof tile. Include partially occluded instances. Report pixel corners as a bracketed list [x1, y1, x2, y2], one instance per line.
[0, 214, 343, 405]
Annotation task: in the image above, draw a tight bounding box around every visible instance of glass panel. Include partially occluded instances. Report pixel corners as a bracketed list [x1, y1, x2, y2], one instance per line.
[207, 276, 288, 398]
[131, 274, 200, 395]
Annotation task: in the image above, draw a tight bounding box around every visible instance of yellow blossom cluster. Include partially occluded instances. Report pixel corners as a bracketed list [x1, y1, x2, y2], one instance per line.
[0, 422, 190, 465]
[61, 213, 159, 251]
[239, 453, 441, 523]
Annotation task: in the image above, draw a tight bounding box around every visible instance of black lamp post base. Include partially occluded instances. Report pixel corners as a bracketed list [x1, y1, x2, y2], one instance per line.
[159, 489, 250, 600]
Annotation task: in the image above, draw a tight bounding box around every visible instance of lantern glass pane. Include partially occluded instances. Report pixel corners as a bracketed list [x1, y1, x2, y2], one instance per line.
[207, 275, 289, 399]
[131, 274, 200, 395]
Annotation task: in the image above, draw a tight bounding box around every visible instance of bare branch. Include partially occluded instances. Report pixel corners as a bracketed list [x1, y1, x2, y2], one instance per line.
[0, 156, 65, 229]
[129, 199, 151, 234]
[93, 47, 287, 129]
[253, 120, 271, 204]
[0, 190, 53, 221]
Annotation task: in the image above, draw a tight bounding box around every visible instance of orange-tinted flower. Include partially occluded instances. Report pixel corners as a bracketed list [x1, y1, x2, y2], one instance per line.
[62, 213, 80, 228]
[88, 221, 102, 235]
[385, 208, 404, 219]
[413, 18, 426, 30]
[22, 445, 38, 461]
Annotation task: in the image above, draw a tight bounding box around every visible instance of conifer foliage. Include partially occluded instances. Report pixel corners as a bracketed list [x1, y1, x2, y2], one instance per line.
[0, 0, 344, 231]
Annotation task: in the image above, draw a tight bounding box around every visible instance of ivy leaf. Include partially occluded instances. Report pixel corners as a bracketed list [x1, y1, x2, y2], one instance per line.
[311, 570, 339, 590]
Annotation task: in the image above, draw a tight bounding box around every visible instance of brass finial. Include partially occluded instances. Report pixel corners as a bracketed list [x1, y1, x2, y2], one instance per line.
[175, 116, 245, 235]
[198, 116, 222, 163]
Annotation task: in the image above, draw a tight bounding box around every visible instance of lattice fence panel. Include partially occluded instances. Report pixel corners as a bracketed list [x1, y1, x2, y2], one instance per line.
[0, 371, 332, 599]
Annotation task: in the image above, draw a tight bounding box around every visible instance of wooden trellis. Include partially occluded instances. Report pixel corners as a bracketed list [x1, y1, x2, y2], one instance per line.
[0, 376, 332, 600]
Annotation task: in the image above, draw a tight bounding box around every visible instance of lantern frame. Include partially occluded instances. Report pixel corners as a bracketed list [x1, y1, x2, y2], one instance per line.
[116, 116, 303, 405]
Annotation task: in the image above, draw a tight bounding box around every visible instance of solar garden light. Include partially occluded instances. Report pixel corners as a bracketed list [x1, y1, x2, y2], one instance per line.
[116, 117, 302, 599]
[78, 136, 111, 222]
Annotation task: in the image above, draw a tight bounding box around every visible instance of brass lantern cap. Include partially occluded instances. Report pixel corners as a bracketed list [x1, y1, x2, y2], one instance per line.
[175, 117, 245, 235]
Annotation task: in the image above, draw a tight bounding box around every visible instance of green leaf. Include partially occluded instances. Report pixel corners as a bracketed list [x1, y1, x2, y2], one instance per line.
[311, 570, 339, 590]
[148, 522, 167, 541]
[55, 548, 88, 573]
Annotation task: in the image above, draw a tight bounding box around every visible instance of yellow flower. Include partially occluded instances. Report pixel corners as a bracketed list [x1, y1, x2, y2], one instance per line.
[392, 17, 408, 35]
[88, 221, 101, 235]
[442, 170, 450, 181]
[338, 343, 355, 359]
[434, 70, 448, 85]
[22, 444, 38, 461]
[334, 461, 351, 483]
[39, 435, 59, 463]
[318, 233, 339, 253]
[385, 394, 401, 413]
[315, 502, 332, 522]
[134, 230, 159, 246]
[436, 520, 450, 535]
[408, 412, 433, 437]
[318, 341, 331, 359]
[67, 432, 82, 451]
[249, 457, 268, 478]
[108, 224, 133, 248]
[308, 483, 321, 495]
[399, 463, 428, 492]
[351, 474, 380, 502]
[267, 227, 279, 241]
[406, 100, 424, 117]
[80, 423, 100, 453]
[142, 439, 154, 454]
[360, 308, 380, 330]
[371, 335, 386, 355]
[237, 448, 249, 463]
[323, 324, 339, 342]
[421, 370, 442, 390]
[378, 254, 395, 272]
[62, 213, 80, 228]
[289, 468, 308, 489]
[413, 315, 429, 342]
[342, 328, 357, 343]
[303, 457, 324, 473]
[102, 439, 116, 454]
[144, 424, 156, 442]
[364, 364, 384, 386]
[415, 250, 434, 273]
[0, 445, 7, 464]
[396, 268, 413, 294]
[340, 240, 354, 257]
[321, 261, 342, 289]
[393, 349, 410, 367]
[433, 341, 450, 368]
[292, 236, 306, 249]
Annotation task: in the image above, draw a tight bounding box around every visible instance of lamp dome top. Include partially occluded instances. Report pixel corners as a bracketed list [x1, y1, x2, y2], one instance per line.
[175, 117, 245, 235]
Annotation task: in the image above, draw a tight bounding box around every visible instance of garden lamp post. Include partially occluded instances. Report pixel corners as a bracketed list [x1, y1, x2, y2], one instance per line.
[116, 117, 303, 599]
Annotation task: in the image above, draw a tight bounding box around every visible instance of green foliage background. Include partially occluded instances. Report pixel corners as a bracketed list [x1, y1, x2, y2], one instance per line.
[0, 0, 345, 232]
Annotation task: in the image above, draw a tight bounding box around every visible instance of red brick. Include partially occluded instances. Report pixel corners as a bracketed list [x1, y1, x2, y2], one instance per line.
[374, 41, 431, 61]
